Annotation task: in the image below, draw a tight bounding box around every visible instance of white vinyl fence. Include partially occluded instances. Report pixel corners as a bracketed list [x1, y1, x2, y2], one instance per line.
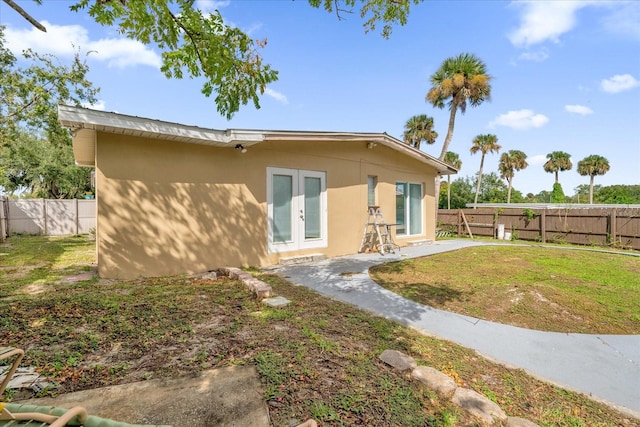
[0, 198, 96, 241]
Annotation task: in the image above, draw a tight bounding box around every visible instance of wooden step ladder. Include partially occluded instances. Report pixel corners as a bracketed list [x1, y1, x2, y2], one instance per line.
[359, 206, 400, 255]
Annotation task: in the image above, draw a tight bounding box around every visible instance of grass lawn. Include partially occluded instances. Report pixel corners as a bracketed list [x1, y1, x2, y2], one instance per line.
[370, 245, 640, 334]
[1, 236, 638, 427]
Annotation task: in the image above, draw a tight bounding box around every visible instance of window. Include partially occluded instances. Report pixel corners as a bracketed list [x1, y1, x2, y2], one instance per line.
[395, 182, 423, 236]
[367, 176, 377, 206]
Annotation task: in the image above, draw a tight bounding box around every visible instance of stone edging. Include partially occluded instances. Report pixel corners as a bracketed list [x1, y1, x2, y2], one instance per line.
[380, 349, 540, 426]
[221, 267, 272, 300]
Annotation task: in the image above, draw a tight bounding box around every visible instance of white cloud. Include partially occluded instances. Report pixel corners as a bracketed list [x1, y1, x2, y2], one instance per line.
[265, 88, 288, 104]
[90, 38, 162, 68]
[517, 48, 549, 62]
[5, 21, 161, 69]
[243, 23, 264, 37]
[565, 104, 593, 115]
[600, 74, 639, 93]
[196, 0, 230, 13]
[528, 154, 547, 166]
[509, 1, 640, 48]
[82, 100, 106, 111]
[508, 1, 588, 47]
[489, 109, 549, 130]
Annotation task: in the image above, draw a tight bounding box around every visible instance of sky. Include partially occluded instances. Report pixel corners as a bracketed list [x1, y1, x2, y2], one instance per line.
[1, 0, 639, 196]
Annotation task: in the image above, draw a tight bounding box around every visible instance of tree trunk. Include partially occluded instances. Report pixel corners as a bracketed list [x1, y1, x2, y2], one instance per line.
[474, 154, 485, 207]
[435, 107, 458, 220]
[507, 177, 512, 204]
[589, 175, 595, 204]
[438, 106, 458, 161]
[555, 170, 559, 184]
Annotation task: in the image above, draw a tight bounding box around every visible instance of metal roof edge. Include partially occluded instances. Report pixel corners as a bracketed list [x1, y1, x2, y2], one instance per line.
[57, 105, 265, 145]
[375, 136, 458, 175]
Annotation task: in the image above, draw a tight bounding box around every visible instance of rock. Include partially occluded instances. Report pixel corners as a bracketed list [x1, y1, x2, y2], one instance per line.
[452, 388, 507, 425]
[243, 278, 272, 299]
[379, 350, 417, 371]
[506, 417, 540, 427]
[411, 366, 457, 397]
[262, 296, 291, 308]
[200, 271, 217, 280]
[222, 267, 272, 299]
[268, 400, 284, 408]
[224, 267, 241, 279]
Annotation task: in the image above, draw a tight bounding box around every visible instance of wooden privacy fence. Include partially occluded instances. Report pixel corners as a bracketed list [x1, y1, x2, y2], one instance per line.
[0, 198, 96, 241]
[437, 207, 640, 251]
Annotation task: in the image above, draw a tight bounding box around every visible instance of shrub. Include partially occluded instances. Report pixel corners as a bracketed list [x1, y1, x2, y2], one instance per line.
[550, 183, 566, 203]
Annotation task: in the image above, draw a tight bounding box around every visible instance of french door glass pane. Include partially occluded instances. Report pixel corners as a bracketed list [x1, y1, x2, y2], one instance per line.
[396, 183, 406, 235]
[273, 174, 292, 242]
[409, 183, 422, 235]
[304, 176, 321, 239]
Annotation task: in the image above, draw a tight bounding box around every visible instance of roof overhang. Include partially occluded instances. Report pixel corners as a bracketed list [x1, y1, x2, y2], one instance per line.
[58, 105, 457, 175]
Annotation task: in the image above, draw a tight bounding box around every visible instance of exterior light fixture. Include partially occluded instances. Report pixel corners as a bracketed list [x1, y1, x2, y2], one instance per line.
[235, 144, 247, 153]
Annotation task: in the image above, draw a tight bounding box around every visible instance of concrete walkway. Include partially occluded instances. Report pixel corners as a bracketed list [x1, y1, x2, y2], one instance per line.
[273, 240, 640, 417]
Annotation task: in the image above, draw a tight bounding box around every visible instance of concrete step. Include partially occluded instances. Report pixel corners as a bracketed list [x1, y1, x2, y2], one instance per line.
[279, 253, 326, 265]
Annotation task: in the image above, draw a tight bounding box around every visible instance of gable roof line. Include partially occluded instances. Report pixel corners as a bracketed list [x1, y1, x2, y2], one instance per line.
[58, 105, 457, 175]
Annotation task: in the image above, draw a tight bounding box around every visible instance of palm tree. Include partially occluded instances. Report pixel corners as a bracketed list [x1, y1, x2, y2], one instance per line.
[498, 150, 528, 203]
[577, 154, 610, 204]
[443, 151, 462, 209]
[470, 134, 501, 206]
[543, 151, 572, 184]
[426, 53, 492, 161]
[402, 114, 438, 150]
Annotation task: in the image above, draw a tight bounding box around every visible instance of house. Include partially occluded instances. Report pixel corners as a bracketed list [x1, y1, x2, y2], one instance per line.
[58, 105, 456, 279]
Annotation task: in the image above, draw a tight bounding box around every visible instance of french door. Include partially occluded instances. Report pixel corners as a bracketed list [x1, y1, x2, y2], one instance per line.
[267, 167, 327, 253]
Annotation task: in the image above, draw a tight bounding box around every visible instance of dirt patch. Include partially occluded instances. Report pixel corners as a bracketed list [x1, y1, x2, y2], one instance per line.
[0, 264, 46, 279]
[61, 272, 96, 283]
[20, 283, 48, 295]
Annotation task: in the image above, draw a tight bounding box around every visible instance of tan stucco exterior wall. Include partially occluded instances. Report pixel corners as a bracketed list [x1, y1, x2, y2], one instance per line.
[95, 133, 437, 279]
